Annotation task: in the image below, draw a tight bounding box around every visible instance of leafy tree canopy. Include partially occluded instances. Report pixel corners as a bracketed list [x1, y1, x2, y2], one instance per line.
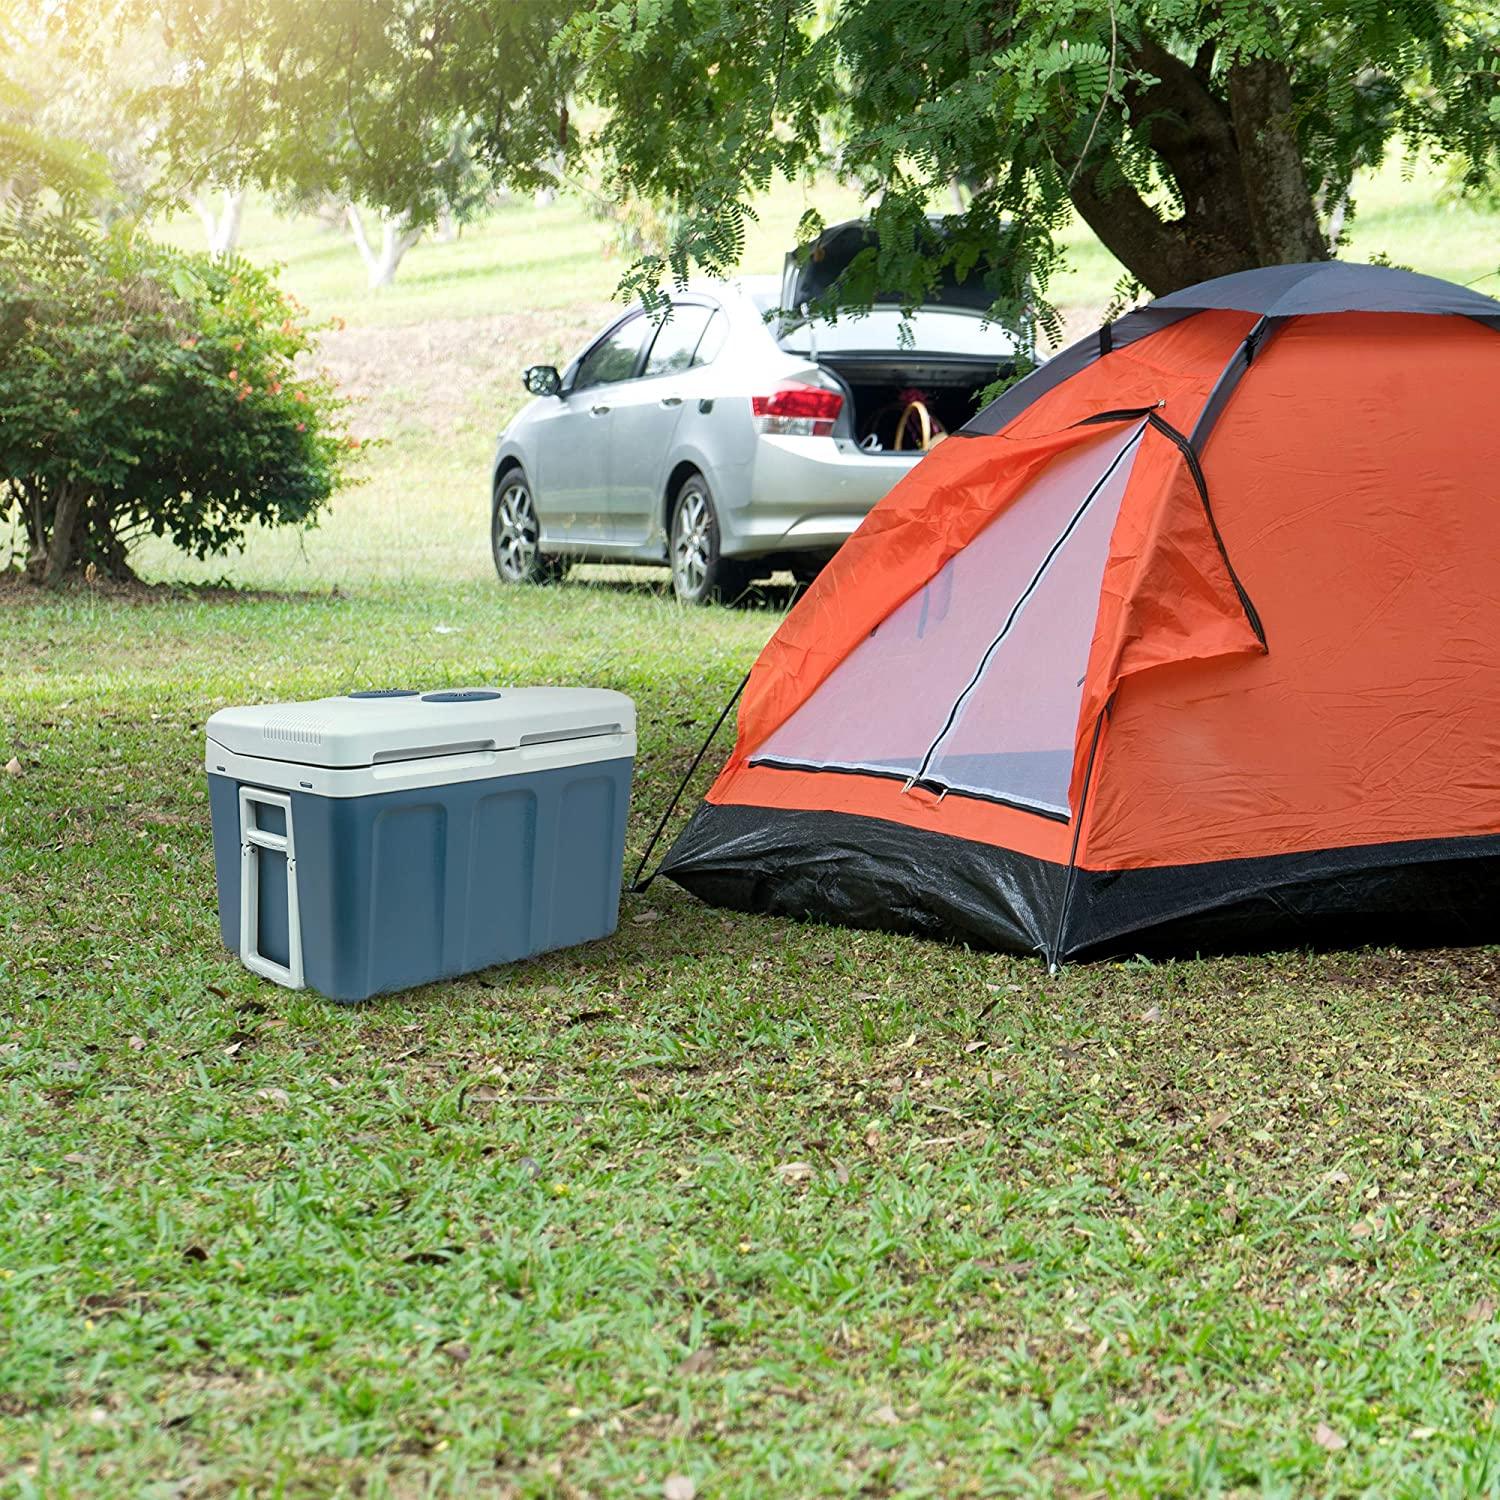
[58, 0, 577, 222]
[52, 0, 1500, 331]
[569, 0, 1500, 333]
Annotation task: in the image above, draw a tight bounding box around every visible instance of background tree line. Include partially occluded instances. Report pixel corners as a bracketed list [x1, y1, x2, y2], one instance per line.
[17, 0, 1498, 321]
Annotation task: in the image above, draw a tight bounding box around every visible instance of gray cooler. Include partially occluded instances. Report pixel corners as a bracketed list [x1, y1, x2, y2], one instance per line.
[204, 687, 635, 1002]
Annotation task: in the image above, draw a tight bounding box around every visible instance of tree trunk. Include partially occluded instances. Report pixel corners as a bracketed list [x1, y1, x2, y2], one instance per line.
[1323, 191, 1349, 252]
[1069, 167, 1249, 297]
[194, 187, 247, 260]
[436, 205, 459, 243]
[345, 204, 422, 289]
[1066, 38, 1328, 295]
[1225, 58, 1329, 265]
[39, 484, 83, 589]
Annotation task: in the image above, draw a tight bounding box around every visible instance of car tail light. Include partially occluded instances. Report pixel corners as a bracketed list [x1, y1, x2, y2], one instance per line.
[751, 382, 843, 438]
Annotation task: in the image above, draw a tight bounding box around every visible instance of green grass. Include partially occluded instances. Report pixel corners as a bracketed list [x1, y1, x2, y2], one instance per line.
[10, 579, 1500, 1498]
[5, 164, 1500, 1496]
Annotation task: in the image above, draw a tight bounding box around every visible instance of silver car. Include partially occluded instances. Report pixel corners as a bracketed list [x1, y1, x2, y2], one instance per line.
[491, 224, 1017, 602]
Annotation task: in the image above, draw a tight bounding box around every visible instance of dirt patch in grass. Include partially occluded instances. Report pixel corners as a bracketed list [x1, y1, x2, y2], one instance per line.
[315, 304, 615, 440]
[0, 572, 309, 606]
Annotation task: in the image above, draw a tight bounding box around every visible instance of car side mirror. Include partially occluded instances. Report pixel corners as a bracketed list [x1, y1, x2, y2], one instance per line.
[523, 364, 562, 397]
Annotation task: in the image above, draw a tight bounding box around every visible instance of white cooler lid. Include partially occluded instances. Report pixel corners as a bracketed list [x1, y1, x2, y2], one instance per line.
[205, 687, 635, 769]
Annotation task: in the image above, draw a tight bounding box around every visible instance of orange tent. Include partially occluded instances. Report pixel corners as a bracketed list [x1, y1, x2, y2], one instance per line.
[660, 263, 1500, 963]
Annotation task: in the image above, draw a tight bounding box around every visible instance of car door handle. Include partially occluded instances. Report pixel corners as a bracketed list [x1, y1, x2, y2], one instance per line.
[590, 403, 611, 416]
[659, 396, 683, 408]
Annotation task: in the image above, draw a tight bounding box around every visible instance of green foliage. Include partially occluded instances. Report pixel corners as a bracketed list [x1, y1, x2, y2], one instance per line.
[564, 0, 1500, 326]
[0, 211, 357, 585]
[62, 0, 579, 229]
[0, 78, 111, 209]
[44, 1, 1500, 325]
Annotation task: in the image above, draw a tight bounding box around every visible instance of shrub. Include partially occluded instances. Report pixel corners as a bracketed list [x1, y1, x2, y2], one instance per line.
[0, 210, 358, 586]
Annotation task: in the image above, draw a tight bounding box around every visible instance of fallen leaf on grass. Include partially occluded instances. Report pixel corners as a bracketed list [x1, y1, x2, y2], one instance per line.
[143, 811, 191, 829]
[80, 1291, 144, 1314]
[869, 1403, 901, 1426]
[775, 1161, 815, 1184]
[127, 1035, 146, 1052]
[1467, 1297, 1496, 1325]
[1411, 1425, 1438, 1440]
[631, 910, 662, 925]
[566, 1008, 616, 1027]
[4, 757, 21, 777]
[1140, 1005, 1161, 1023]
[255, 1087, 290, 1106]
[466, 1084, 504, 1103]
[1313, 1421, 1348, 1452]
[402, 1245, 465, 1266]
[1203, 1106, 1231, 1132]
[663, 1477, 696, 1500]
[441, 1341, 471, 1364]
[677, 1346, 714, 1375]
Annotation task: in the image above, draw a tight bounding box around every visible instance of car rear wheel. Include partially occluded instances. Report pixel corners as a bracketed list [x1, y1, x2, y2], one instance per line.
[670, 473, 751, 605]
[790, 553, 831, 588]
[492, 470, 567, 585]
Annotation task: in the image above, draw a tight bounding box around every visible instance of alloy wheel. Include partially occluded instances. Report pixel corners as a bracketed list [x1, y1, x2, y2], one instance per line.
[672, 487, 712, 600]
[494, 480, 540, 582]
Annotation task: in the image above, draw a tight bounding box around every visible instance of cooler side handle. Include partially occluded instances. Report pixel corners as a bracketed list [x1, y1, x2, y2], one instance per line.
[238, 786, 305, 990]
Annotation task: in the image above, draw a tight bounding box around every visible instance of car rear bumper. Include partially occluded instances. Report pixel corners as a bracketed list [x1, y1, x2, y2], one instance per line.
[723, 436, 923, 556]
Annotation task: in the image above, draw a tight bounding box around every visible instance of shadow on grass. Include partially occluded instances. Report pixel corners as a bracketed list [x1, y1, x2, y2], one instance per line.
[0, 570, 337, 608]
[562, 565, 804, 613]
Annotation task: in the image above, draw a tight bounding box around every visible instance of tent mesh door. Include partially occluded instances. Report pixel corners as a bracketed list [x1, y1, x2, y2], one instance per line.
[751, 421, 1144, 818]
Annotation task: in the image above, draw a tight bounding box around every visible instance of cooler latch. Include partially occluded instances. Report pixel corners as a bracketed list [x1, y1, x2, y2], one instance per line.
[238, 786, 305, 990]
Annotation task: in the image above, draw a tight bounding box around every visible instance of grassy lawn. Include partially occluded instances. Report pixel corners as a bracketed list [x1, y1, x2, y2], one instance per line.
[5, 168, 1500, 1497]
[12, 580, 1500, 1500]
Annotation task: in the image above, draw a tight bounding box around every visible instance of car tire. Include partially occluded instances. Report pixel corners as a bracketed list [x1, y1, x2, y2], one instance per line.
[492, 469, 567, 586]
[790, 553, 830, 588]
[670, 472, 751, 605]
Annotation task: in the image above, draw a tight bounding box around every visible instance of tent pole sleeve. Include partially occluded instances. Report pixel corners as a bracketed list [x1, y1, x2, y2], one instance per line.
[1187, 315, 1280, 453]
[628, 668, 752, 895]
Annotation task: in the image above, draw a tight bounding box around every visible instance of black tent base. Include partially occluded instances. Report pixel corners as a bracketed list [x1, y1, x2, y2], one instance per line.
[660, 803, 1500, 964]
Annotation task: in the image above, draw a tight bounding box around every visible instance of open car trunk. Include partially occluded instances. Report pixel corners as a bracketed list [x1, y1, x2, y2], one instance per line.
[777, 220, 1017, 453]
[818, 354, 1005, 454]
